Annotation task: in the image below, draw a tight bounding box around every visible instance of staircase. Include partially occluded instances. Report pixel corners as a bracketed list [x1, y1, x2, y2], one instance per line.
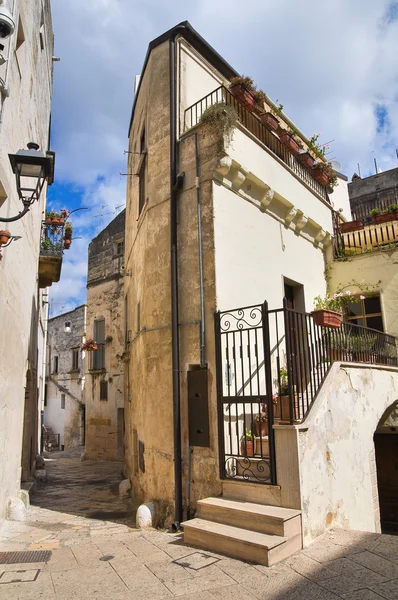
[182, 489, 302, 566]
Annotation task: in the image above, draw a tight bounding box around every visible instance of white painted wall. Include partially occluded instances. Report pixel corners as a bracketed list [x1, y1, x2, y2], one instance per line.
[299, 362, 398, 545]
[0, 0, 54, 525]
[213, 183, 328, 312]
[328, 175, 351, 221]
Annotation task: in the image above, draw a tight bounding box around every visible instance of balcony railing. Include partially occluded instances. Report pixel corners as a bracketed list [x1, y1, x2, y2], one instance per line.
[333, 211, 398, 258]
[40, 221, 64, 258]
[350, 186, 398, 222]
[184, 86, 328, 201]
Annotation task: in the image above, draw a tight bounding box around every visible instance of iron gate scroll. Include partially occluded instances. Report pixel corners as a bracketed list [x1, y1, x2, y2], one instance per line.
[215, 302, 276, 485]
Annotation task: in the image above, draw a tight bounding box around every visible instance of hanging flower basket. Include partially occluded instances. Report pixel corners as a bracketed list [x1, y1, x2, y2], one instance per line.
[259, 111, 279, 131]
[311, 309, 342, 328]
[82, 339, 98, 351]
[229, 84, 255, 112]
[298, 152, 315, 169]
[0, 230, 11, 245]
[312, 167, 329, 186]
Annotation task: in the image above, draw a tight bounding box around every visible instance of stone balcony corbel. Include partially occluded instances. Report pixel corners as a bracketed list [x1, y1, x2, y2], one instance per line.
[260, 188, 274, 213]
[295, 213, 308, 234]
[284, 207, 298, 226]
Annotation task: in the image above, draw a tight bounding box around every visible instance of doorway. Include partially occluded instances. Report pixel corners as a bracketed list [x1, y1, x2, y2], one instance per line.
[374, 432, 398, 533]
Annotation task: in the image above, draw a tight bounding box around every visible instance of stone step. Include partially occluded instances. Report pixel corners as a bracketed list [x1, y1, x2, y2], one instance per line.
[221, 480, 282, 506]
[182, 518, 301, 567]
[197, 497, 301, 537]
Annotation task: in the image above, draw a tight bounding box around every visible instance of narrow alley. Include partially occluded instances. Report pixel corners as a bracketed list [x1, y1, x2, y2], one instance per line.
[1, 449, 398, 599]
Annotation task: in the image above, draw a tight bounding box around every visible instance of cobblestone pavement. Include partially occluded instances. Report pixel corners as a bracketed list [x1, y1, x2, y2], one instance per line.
[0, 451, 397, 599]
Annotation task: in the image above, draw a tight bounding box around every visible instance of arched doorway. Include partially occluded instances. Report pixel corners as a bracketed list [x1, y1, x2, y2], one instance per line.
[374, 400, 398, 533]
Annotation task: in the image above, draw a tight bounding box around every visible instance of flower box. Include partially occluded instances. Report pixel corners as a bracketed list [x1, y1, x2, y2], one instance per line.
[372, 212, 396, 225]
[311, 309, 342, 328]
[279, 133, 300, 155]
[259, 111, 279, 131]
[298, 152, 315, 169]
[229, 84, 255, 111]
[312, 167, 329, 186]
[0, 230, 11, 245]
[340, 220, 363, 233]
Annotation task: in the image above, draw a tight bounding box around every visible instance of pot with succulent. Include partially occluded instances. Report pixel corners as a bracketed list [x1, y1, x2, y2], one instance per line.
[312, 290, 365, 328]
[64, 222, 73, 240]
[0, 230, 11, 245]
[240, 429, 255, 457]
[273, 367, 290, 420]
[81, 338, 98, 351]
[229, 76, 256, 111]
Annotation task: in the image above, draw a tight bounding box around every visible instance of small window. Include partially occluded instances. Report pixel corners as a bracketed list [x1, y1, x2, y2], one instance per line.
[53, 356, 58, 374]
[140, 126, 146, 153]
[346, 294, 383, 332]
[138, 157, 146, 215]
[100, 381, 108, 401]
[115, 241, 124, 256]
[65, 321, 71, 333]
[61, 394, 65, 409]
[72, 348, 79, 371]
[44, 384, 47, 407]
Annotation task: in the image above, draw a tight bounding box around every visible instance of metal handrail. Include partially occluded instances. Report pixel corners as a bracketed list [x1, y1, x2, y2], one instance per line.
[184, 85, 328, 201]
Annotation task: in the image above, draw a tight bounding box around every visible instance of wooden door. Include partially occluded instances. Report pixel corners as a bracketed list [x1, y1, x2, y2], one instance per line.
[374, 434, 398, 533]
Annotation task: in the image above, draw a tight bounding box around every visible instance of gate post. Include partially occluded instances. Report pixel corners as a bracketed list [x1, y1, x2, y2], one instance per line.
[283, 297, 295, 424]
[214, 310, 226, 480]
[262, 300, 277, 485]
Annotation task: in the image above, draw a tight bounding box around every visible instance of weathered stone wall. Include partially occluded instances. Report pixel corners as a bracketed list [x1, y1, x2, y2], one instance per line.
[348, 167, 398, 200]
[0, 0, 54, 525]
[45, 306, 86, 449]
[84, 211, 125, 460]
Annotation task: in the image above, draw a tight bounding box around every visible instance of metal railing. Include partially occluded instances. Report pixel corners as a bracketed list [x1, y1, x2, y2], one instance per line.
[333, 210, 398, 257]
[184, 86, 328, 201]
[40, 221, 64, 258]
[350, 186, 398, 222]
[89, 343, 105, 371]
[269, 301, 397, 423]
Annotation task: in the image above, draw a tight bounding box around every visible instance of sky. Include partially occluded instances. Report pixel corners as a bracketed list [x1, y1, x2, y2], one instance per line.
[48, 0, 398, 317]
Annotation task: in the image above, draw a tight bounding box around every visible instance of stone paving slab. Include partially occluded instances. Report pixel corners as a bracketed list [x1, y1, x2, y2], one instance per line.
[0, 449, 397, 599]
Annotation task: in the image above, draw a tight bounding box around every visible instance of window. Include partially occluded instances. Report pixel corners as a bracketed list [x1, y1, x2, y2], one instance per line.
[346, 295, 383, 332]
[44, 384, 47, 407]
[91, 319, 105, 370]
[39, 10, 45, 50]
[100, 381, 108, 401]
[61, 394, 65, 409]
[53, 356, 58, 374]
[65, 321, 71, 333]
[138, 125, 147, 215]
[116, 241, 124, 256]
[72, 348, 79, 371]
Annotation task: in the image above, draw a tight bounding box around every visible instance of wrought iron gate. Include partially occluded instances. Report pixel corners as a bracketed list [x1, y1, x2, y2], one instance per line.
[215, 302, 276, 485]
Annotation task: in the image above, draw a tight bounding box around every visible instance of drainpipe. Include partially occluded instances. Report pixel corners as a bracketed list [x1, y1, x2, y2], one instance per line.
[169, 35, 183, 529]
[194, 133, 206, 368]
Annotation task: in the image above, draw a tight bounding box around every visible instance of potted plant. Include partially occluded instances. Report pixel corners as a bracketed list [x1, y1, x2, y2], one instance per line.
[64, 222, 73, 240]
[45, 210, 60, 225]
[81, 338, 98, 351]
[59, 209, 68, 224]
[280, 131, 301, 155]
[370, 208, 395, 225]
[41, 237, 54, 252]
[388, 204, 398, 219]
[240, 429, 254, 457]
[64, 239, 71, 250]
[312, 291, 365, 328]
[0, 230, 11, 245]
[298, 151, 315, 169]
[229, 76, 256, 112]
[254, 411, 267, 437]
[340, 219, 364, 233]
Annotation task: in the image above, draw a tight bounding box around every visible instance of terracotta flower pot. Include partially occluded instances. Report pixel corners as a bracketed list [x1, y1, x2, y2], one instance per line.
[312, 167, 329, 186]
[240, 440, 254, 457]
[259, 112, 279, 131]
[0, 230, 11, 245]
[340, 220, 363, 233]
[45, 217, 52, 225]
[279, 133, 300, 155]
[311, 309, 342, 329]
[64, 230, 72, 240]
[229, 84, 255, 112]
[64, 239, 71, 249]
[298, 152, 315, 169]
[254, 417, 267, 438]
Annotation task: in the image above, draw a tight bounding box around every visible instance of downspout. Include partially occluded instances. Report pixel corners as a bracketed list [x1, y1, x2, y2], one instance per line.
[169, 35, 183, 528]
[194, 133, 206, 368]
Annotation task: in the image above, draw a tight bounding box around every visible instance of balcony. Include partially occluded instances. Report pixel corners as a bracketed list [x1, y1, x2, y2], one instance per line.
[333, 211, 398, 258]
[38, 221, 64, 288]
[89, 343, 105, 371]
[184, 86, 328, 202]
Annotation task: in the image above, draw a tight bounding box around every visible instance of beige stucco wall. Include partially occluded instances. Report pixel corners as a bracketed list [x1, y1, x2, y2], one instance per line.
[328, 249, 398, 337]
[298, 362, 398, 546]
[0, 0, 54, 526]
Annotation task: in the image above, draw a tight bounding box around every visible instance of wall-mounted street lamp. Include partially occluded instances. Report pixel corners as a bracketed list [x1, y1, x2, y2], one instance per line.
[0, 142, 55, 223]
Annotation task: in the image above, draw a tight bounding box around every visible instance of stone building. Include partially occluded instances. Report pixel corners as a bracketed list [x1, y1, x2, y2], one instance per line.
[123, 21, 398, 563]
[84, 210, 125, 460]
[44, 305, 86, 450]
[0, 0, 55, 526]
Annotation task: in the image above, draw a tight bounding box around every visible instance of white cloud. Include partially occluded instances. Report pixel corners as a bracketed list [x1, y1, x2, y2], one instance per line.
[49, 0, 398, 314]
